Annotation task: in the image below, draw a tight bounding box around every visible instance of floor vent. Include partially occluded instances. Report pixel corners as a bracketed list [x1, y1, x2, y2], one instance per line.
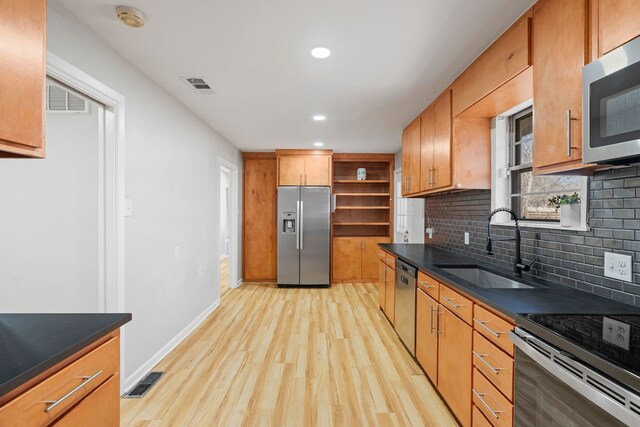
[124, 371, 164, 398]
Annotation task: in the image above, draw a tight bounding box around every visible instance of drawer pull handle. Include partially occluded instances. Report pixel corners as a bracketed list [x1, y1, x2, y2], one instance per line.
[418, 280, 433, 289]
[473, 389, 503, 419]
[473, 351, 503, 374]
[474, 319, 502, 337]
[44, 370, 103, 413]
[443, 297, 463, 309]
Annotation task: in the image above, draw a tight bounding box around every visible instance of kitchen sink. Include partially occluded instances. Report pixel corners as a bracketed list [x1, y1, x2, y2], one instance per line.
[438, 266, 535, 289]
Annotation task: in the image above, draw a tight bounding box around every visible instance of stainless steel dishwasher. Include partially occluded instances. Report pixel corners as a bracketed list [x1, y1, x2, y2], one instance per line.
[395, 259, 417, 356]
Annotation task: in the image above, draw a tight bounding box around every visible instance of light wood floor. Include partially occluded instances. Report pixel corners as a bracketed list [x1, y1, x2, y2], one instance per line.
[220, 257, 230, 297]
[121, 283, 457, 427]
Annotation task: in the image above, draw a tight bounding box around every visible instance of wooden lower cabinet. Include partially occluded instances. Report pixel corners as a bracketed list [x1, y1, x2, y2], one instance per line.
[472, 368, 514, 427]
[242, 153, 277, 282]
[438, 305, 473, 427]
[384, 262, 395, 325]
[416, 288, 438, 383]
[333, 237, 390, 282]
[53, 374, 119, 427]
[377, 255, 386, 310]
[472, 405, 493, 427]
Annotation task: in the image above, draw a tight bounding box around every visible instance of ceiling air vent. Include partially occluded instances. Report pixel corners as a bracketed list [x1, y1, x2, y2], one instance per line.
[46, 84, 89, 114]
[182, 77, 214, 94]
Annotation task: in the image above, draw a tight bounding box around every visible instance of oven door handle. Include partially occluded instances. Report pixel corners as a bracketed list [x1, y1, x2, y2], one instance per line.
[509, 329, 640, 427]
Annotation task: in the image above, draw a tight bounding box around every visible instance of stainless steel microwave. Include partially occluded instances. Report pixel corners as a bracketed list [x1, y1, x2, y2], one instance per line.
[583, 36, 640, 164]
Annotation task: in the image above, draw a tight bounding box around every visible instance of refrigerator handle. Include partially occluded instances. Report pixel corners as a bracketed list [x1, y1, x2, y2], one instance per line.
[331, 194, 337, 213]
[296, 200, 300, 250]
[300, 201, 304, 250]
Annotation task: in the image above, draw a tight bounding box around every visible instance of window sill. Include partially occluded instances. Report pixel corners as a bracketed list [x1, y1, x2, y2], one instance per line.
[492, 220, 590, 232]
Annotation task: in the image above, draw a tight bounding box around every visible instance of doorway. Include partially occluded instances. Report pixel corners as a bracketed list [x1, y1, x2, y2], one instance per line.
[218, 160, 239, 297]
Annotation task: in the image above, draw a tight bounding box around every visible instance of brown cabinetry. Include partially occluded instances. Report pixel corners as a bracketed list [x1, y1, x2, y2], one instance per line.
[333, 237, 390, 282]
[377, 250, 396, 324]
[420, 90, 452, 191]
[242, 153, 278, 282]
[532, 0, 591, 174]
[416, 288, 438, 383]
[402, 118, 421, 195]
[0, 0, 46, 158]
[595, 0, 640, 56]
[276, 150, 332, 186]
[0, 333, 121, 427]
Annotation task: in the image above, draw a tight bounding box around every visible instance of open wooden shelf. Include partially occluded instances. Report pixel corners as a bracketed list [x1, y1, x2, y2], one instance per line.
[334, 222, 390, 226]
[334, 192, 390, 196]
[335, 206, 389, 210]
[333, 179, 390, 183]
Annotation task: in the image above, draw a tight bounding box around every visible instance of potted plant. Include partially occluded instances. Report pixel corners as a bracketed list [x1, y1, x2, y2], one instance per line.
[548, 192, 581, 227]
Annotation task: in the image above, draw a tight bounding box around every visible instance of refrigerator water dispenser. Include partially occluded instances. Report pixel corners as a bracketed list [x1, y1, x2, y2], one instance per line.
[282, 212, 296, 233]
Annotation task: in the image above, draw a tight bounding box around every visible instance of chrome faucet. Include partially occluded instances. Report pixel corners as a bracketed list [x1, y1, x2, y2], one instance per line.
[487, 207, 534, 278]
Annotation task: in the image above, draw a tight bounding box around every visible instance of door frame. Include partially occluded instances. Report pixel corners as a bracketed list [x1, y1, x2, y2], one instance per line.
[219, 158, 240, 289]
[46, 51, 127, 388]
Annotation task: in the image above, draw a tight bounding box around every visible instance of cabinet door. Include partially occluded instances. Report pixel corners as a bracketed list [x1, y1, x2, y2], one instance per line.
[420, 106, 434, 192]
[278, 156, 305, 185]
[378, 257, 386, 310]
[361, 237, 390, 281]
[303, 155, 331, 186]
[243, 157, 278, 281]
[416, 289, 438, 384]
[332, 237, 362, 281]
[53, 375, 120, 427]
[0, 0, 46, 157]
[533, 0, 586, 172]
[385, 265, 396, 325]
[402, 117, 421, 195]
[597, 0, 640, 56]
[432, 90, 452, 189]
[438, 306, 472, 427]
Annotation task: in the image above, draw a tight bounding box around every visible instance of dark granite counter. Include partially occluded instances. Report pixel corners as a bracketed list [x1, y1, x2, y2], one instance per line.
[379, 243, 640, 318]
[0, 313, 131, 398]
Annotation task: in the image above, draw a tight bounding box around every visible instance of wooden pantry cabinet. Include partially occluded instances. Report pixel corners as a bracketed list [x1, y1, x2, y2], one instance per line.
[333, 237, 390, 282]
[276, 150, 332, 186]
[532, 0, 593, 174]
[0, 0, 47, 158]
[242, 153, 278, 282]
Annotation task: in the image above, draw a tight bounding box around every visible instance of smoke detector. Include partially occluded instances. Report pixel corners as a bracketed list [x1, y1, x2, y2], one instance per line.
[116, 6, 145, 28]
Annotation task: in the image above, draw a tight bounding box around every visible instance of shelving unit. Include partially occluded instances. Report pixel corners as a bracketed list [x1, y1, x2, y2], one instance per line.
[332, 154, 395, 238]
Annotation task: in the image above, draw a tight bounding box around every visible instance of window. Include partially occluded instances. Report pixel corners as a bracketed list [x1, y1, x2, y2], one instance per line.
[492, 105, 588, 229]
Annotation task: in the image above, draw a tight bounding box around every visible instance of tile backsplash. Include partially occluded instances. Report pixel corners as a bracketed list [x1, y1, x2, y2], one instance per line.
[424, 165, 640, 307]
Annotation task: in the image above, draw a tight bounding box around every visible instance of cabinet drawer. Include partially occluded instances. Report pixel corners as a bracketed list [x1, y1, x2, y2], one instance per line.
[473, 305, 514, 356]
[417, 271, 439, 300]
[473, 405, 493, 427]
[472, 368, 513, 427]
[52, 374, 119, 427]
[0, 336, 119, 427]
[385, 253, 396, 269]
[439, 284, 473, 324]
[473, 332, 514, 401]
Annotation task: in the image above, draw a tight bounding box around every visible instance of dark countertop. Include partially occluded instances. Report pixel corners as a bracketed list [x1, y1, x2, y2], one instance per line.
[379, 243, 640, 318]
[0, 313, 131, 399]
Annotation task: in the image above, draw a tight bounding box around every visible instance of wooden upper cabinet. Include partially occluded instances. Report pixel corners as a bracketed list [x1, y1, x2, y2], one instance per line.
[596, 0, 640, 56]
[532, 0, 588, 173]
[277, 151, 332, 186]
[0, 0, 46, 157]
[432, 90, 452, 189]
[419, 106, 434, 192]
[303, 155, 331, 186]
[243, 153, 278, 282]
[452, 11, 532, 117]
[402, 117, 421, 196]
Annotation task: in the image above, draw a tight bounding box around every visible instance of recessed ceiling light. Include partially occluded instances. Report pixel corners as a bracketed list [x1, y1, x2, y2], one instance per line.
[311, 47, 331, 59]
[313, 115, 326, 121]
[314, 141, 324, 147]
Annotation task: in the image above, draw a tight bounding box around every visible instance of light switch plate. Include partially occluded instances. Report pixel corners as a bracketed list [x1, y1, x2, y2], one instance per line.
[124, 199, 133, 217]
[426, 228, 434, 239]
[464, 232, 470, 245]
[604, 252, 632, 282]
[603, 316, 631, 351]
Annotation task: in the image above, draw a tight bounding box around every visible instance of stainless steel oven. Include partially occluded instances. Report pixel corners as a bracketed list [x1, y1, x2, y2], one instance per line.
[510, 328, 640, 427]
[583, 36, 640, 164]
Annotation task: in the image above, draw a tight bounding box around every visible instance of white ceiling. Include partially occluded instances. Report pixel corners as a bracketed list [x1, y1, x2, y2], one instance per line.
[53, 0, 535, 153]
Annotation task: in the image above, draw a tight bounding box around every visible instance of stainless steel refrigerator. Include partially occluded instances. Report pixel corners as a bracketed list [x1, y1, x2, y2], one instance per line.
[277, 186, 330, 287]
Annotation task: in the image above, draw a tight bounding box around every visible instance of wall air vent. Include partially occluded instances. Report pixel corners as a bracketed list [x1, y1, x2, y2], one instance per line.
[46, 84, 89, 114]
[182, 77, 214, 94]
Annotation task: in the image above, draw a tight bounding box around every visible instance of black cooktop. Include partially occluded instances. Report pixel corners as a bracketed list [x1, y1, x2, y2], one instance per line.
[520, 313, 640, 389]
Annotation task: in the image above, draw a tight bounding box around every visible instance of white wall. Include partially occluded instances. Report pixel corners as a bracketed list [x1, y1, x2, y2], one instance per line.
[46, 4, 242, 386]
[0, 103, 101, 312]
[219, 168, 230, 258]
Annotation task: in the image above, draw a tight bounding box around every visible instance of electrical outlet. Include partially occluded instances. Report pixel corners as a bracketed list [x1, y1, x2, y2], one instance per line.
[174, 246, 181, 259]
[604, 252, 632, 282]
[464, 232, 470, 245]
[603, 316, 631, 351]
[426, 228, 434, 239]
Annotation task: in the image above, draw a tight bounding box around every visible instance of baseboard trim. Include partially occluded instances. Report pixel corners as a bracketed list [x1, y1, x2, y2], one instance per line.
[122, 298, 220, 393]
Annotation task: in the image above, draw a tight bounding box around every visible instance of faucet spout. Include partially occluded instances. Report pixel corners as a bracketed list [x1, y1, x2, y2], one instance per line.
[487, 207, 529, 278]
